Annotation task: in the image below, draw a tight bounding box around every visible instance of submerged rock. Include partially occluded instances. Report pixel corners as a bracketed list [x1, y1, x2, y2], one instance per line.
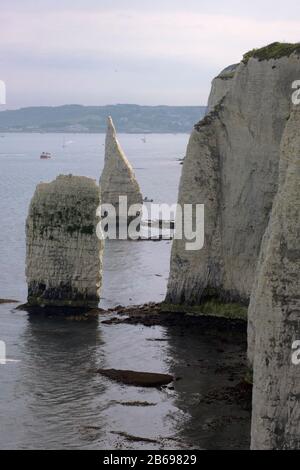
[96, 368, 174, 387]
[26, 175, 103, 308]
[250, 106, 300, 450]
[0, 299, 19, 304]
[167, 44, 300, 305]
[100, 117, 143, 225]
[110, 431, 159, 444]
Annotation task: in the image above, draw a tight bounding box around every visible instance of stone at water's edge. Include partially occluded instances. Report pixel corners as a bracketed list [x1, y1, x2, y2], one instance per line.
[26, 175, 103, 308]
[167, 48, 300, 306]
[100, 116, 143, 224]
[96, 369, 174, 388]
[250, 107, 300, 450]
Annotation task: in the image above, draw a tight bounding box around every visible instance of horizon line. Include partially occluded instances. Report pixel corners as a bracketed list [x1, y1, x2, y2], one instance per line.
[0, 103, 207, 112]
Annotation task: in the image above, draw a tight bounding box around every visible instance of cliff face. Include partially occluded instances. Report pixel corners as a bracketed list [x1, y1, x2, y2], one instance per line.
[207, 64, 238, 112]
[250, 106, 300, 449]
[167, 51, 300, 305]
[100, 117, 143, 220]
[26, 175, 103, 308]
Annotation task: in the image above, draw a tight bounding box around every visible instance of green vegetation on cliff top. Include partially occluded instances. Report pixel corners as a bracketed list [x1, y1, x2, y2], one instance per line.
[162, 300, 248, 321]
[243, 42, 300, 63]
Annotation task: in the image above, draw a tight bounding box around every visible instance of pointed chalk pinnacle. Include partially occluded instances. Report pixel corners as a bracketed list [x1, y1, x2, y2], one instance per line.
[100, 116, 143, 223]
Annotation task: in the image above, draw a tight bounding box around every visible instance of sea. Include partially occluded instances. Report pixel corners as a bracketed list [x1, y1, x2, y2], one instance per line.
[0, 133, 250, 450]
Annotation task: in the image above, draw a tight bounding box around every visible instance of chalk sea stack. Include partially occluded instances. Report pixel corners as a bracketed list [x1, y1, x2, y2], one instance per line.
[249, 106, 300, 450]
[26, 175, 103, 308]
[100, 117, 143, 226]
[167, 43, 300, 306]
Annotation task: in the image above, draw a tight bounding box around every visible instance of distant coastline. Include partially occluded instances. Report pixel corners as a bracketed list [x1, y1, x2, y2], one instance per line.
[0, 104, 206, 134]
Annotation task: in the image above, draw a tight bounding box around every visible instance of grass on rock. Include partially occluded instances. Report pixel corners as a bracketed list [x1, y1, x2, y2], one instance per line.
[162, 299, 248, 321]
[243, 42, 300, 63]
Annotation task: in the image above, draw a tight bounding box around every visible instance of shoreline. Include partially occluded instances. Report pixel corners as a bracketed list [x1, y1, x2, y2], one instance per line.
[4, 300, 252, 449]
[15, 301, 248, 324]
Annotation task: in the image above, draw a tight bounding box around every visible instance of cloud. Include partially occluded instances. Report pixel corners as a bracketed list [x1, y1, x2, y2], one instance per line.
[2, 9, 300, 64]
[1, 3, 300, 107]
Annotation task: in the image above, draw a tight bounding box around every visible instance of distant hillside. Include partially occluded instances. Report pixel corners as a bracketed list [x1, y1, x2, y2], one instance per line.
[0, 104, 206, 133]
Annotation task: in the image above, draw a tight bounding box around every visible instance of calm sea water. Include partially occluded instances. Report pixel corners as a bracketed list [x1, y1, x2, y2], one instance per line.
[0, 133, 188, 449]
[0, 133, 250, 450]
[0, 132, 186, 305]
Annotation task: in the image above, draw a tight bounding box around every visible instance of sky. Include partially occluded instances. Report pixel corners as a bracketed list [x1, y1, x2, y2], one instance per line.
[1, 0, 300, 109]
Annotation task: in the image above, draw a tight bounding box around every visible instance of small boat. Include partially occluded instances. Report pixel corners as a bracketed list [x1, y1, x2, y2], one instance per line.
[40, 152, 52, 159]
[141, 136, 147, 143]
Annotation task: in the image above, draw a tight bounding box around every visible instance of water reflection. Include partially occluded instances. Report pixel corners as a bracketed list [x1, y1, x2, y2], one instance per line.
[102, 239, 171, 308]
[0, 306, 250, 449]
[15, 316, 106, 449]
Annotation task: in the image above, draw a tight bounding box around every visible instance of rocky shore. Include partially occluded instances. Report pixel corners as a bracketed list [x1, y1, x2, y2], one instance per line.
[100, 302, 252, 449]
[14, 300, 251, 449]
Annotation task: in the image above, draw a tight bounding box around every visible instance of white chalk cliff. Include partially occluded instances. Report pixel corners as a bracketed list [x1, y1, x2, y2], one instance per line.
[166, 42, 300, 449]
[167, 45, 300, 305]
[100, 117, 143, 220]
[207, 63, 238, 112]
[249, 106, 300, 449]
[26, 175, 103, 308]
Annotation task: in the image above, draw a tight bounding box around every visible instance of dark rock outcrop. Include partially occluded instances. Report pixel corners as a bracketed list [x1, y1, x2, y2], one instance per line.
[96, 368, 174, 387]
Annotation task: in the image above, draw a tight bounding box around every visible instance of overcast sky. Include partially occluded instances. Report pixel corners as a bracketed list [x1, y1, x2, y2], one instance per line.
[1, 0, 300, 109]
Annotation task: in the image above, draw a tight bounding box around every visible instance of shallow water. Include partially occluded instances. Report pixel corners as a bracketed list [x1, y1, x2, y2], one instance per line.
[0, 133, 250, 449]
